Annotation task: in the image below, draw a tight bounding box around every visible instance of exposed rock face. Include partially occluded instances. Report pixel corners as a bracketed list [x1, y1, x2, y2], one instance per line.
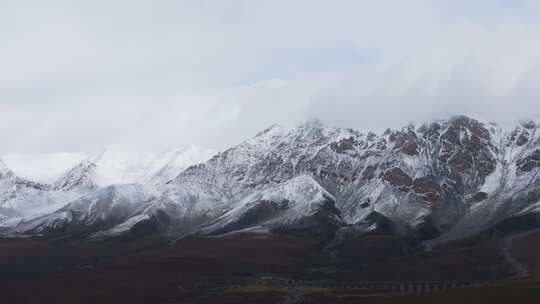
[2, 116, 540, 245]
[389, 128, 418, 156]
[383, 168, 413, 190]
[472, 191, 488, 202]
[517, 150, 540, 174]
[412, 177, 442, 202]
[153, 115, 540, 243]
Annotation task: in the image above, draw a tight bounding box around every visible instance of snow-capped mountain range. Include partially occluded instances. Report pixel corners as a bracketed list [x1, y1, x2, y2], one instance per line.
[51, 146, 217, 192]
[0, 146, 215, 230]
[1, 116, 539, 246]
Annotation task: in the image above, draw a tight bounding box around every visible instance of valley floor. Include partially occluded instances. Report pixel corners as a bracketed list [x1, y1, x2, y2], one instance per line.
[0, 230, 539, 303]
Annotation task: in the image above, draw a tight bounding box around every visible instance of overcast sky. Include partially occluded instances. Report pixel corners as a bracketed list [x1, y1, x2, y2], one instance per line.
[2, 0, 540, 154]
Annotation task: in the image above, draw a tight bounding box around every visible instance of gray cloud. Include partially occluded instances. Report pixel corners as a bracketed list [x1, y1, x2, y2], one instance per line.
[1, 0, 540, 153]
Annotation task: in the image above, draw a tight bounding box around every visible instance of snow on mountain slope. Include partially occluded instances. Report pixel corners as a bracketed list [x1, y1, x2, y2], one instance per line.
[158, 116, 540, 242]
[0, 159, 79, 226]
[90, 214, 152, 238]
[15, 184, 153, 235]
[200, 175, 342, 236]
[3, 117, 540, 243]
[146, 146, 217, 186]
[0, 160, 10, 177]
[1, 153, 85, 183]
[53, 151, 103, 193]
[336, 117, 540, 243]
[159, 120, 364, 221]
[1, 146, 214, 235]
[53, 146, 215, 192]
[428, 120, 540, 244]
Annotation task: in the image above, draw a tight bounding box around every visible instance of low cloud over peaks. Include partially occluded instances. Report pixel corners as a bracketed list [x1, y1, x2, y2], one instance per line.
[1, 1, 540, 153]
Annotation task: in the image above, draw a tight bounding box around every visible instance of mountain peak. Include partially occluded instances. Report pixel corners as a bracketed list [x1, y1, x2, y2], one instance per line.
[254, 123, 284, 137]
[299, 118, 325, 129]
[520, 119, 537, 129]
[0, 158, 13, 178]
[85, 149, 107, 164]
